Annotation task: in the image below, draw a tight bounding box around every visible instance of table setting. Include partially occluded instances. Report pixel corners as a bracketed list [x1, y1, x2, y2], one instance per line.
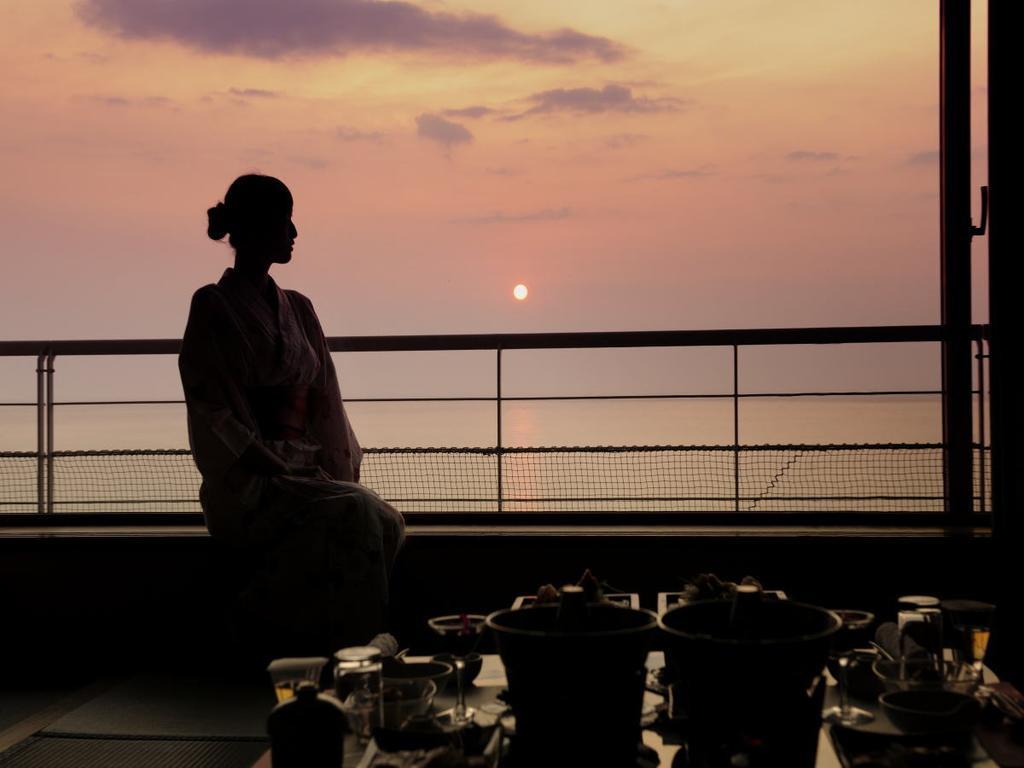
[257, 574, 1023, 768]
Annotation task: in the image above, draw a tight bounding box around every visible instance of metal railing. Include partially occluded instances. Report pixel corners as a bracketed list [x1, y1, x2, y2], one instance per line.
[0, 324, 989, 521]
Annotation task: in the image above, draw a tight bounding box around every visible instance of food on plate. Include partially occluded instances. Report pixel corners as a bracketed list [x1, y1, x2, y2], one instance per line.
[681, 573, 763, 602]
[535, 584, 560, 604]
[535, 568, 607, 605]
[577, 568, 603, 602]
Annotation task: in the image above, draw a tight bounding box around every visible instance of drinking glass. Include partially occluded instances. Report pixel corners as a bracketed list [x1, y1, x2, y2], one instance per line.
[427, 613, 486, 727]
[956, 623, 991, 675]
[942, 599, 995, 677]
[823, 652, 874, 726]
[334, 646, 383, 743]
[898, 607, 944, 677]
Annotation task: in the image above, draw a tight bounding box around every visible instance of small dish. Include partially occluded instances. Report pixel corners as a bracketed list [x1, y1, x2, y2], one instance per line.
[872, 658, 981, 694]
[879, 689, 981, 734]
[381, 658, 454, 693]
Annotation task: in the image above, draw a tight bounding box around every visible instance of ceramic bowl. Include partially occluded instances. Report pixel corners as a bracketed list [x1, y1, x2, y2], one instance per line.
[880, 689, 981, 734]
[872, 658, 981, 694]
[381, 658, 453, 693]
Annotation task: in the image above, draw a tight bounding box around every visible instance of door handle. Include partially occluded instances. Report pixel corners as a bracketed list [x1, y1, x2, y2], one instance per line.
[971, 185, 989, 239]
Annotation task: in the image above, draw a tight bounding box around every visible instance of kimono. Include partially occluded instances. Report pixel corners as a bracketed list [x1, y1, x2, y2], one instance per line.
[179, 267, 404, 656]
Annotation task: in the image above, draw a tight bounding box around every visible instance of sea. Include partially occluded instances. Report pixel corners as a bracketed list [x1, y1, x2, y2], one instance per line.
[0, 347, 988, 514]
[0, 396, 949, 452]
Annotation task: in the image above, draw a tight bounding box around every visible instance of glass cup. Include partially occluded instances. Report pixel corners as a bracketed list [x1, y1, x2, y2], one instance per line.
[898, 607, 944, 677]
[897, 595, 940, 612]
[957, 624, 991, 675]
[334, 646, 383, 743]
[941, 599, 995, 675]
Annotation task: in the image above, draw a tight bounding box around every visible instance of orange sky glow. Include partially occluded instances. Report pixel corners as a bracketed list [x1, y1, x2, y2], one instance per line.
[1, 0, 988, 343]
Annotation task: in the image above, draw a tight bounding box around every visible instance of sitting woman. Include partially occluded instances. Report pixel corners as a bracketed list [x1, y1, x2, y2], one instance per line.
[179, 173, 404, 659]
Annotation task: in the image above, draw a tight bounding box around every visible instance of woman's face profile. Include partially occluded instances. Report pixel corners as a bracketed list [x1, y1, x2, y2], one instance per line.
[268, 210, 298, 264]
[244, 207, 297, 265]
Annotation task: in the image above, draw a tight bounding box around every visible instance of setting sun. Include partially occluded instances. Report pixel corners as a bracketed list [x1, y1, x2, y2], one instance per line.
[513, 284, 529, 301]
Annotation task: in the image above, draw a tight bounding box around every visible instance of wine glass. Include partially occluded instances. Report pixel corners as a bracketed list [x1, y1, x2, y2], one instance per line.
[831, 610, 875, 652]
[427, 613, 486, 727]
[823, 609, 875, 726]
[823, 653, 874, 726]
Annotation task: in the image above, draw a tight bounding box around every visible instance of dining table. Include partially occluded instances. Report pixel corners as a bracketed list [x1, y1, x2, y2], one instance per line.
[253, 651, 1009, 767]
[252, 653, 860, 767]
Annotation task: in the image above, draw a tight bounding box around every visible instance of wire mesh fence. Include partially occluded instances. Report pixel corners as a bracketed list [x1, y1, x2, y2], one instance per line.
[0, 444, 992, 514]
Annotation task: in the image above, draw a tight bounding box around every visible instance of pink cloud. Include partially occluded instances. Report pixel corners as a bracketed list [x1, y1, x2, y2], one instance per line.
[416, 114, 473, 148]
[786, 150, 839, 162]
[77, 0, 626, 63]
[505, 84, 684, 120]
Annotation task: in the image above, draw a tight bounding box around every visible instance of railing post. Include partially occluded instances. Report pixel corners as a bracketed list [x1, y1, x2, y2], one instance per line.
[939, 0, 974, 523]
[733, 344, 740, 512]
[35, 350, 47, 514]
[976, 338, 986, 514]
[987, 0, 1024, 684]
[496, 346, 503, 513]
[46, 351, 55, 514]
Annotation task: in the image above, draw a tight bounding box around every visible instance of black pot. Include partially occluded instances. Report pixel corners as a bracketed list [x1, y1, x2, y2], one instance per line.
[487, 603, 658, 767]
[660, 599, 841, 768]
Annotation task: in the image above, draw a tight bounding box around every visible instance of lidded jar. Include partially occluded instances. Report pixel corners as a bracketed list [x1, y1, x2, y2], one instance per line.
[266, 681, 346, 768]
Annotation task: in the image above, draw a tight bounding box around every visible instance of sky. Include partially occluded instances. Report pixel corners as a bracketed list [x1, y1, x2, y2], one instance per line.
[0, 0, 991, 445]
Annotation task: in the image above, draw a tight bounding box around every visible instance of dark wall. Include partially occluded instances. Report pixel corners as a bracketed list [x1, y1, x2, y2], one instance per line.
[0, 531, 998, 681]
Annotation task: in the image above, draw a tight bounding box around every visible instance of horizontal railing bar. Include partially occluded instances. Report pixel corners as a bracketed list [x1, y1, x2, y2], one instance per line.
[42, 500, 200, 506]
[2, 494, 978, 507]
[0, 340, 183, 356]
[2, 442, 994, 458]
[331, 326, 967, 351]
[40, 389, 952, 407]
[1, 441, 985, 457]
[0, 324, 987, 358]
[351, 390, 950, 401]
[50, 400, 186, 406]
[365, 442, 951, 453]
[2, 496, 978, 504]
[0, 511, 992, 529]
[354, 499, 950, 505]
[738, 390, 948, 398]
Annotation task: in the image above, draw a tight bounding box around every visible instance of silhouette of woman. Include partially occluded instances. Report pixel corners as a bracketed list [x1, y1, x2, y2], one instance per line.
[179, 174, 404, 658]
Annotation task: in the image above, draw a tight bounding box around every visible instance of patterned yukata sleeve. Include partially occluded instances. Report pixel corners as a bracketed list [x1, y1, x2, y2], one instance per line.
[179, 287, 257, 467]
[290, 292, 363, 483]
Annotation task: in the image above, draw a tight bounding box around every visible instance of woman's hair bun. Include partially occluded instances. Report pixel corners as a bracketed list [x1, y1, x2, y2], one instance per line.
[208, 175, 292, 247]
[207, 202, 231, 241]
